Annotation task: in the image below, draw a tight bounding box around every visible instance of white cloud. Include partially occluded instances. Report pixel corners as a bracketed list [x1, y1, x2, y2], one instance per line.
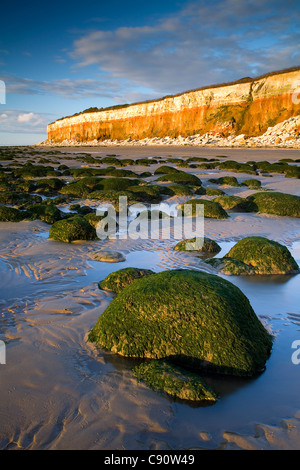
[17, 112, 37, 123]
[0, 109, 52, 135]
[70, 0, 300, 95]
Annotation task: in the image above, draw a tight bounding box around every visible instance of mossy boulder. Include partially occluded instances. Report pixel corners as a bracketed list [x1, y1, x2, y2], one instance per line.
[100, 177, 140, 191]
[133, 360, 218, 404]
[154, 165, 181, 175]
[0, 206, 26, 222]
[177, 199, 228, 219]
[246, 192, 300, 218]
[208, 176, 240, 186]
[26, 204, 63, 224]
[87, 190, 139, 208]
[174, 237, 221, 253]
[241, 179, 262, 188]
[49, 215, 97, 243]
[205, 257, 256, 275]
[156, 172, 202, 186]
[137, 209, 172, 220]
[205, 188, 225, 196]
[83, 212, 109, 229]
[0, 192, 42, 205]
[213, 195, 254, 212]
[224, 237, 299, 275]
[89, 269, 272, 376]
[166, 184, 194, 196]
[99, 267, 155, 293]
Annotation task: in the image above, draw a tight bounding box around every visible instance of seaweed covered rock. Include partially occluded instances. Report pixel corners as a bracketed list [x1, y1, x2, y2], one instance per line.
[156, 171, 202, 186]
[241, 179, 262, 188]
[49, 215, 97, 243]
[206, 257, 256, 275]
[177, 199, 228, 219]
[246, 192, 300, 218]
[89, 269, 272, 376]
[174, 237, 221, 253]
[224, 237, 299, 274]
[26, 204, 63, 224]
[208, 176, 240, 187]
[213, 195, 254, 212]
[133, 360, 218, 404]
[99, 267, 155, 293]
[0, 206, 26, 222]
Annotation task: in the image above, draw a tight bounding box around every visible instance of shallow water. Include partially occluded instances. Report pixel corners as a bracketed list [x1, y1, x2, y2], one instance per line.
[0, 222, 300, 449]
[0, 147, 300, 449]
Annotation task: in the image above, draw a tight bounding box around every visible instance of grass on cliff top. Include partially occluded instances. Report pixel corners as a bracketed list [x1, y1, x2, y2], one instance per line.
[89, 269, 273, 376]
[133, 360, 218, 404]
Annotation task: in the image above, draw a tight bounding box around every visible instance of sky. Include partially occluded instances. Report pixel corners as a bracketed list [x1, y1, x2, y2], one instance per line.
[0, 0, 299, 145]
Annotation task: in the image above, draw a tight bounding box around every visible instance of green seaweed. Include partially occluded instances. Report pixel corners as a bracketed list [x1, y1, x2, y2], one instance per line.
[99, 267, 155, 293]
[133, 360, 218, 404]
[89, 269, 272, 376]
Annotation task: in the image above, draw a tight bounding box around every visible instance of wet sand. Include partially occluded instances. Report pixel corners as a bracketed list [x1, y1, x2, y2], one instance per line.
[0, 146, 300, 450]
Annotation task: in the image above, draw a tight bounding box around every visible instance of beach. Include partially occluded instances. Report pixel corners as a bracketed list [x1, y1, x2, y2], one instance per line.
[0, 145, 299, 450]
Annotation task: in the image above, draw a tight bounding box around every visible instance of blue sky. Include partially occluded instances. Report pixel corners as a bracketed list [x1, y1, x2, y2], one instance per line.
[0, 0, 299, 145]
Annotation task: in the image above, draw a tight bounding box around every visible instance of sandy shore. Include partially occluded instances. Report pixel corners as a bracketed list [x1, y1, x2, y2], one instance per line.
[0, 146, 299, 450]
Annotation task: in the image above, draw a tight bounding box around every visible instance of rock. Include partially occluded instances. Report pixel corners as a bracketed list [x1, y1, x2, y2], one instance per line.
[99, 267, 154, 293]
[156, 172, 202, 186]
[224, 236, 299, 275]
[246, 192, 300, 218]
[49, 215, 97, 243]
[133, 360, 218, 404]
[88, 269, 273, 376]
[208, 176, 240, 187]
[0, 206, 26, 222]
[26, 204, 63, 224]
[89, 250, 126, 263]
[177, 199, 228, 219]
[213, 195, 254, 212]
[205, 257, 256, 275]
[241, 179, 262, 188]
[174, 237, 221, 253]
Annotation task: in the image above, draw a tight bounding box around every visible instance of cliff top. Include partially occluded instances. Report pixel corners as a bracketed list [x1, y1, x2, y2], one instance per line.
[52, 65, 300, 125]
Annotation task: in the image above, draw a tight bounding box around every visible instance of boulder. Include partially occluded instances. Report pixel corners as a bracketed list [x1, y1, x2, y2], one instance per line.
[99, 267, 154, 293]
[88, 269, 272, 376]
[224, 236, 299, 274]
[174, 237, 221, 253]
[49, 215, 97, 243]
[133, 360, 218, 404]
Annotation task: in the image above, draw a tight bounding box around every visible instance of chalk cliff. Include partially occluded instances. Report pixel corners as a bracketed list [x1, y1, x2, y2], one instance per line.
[47, 68, 300, 143]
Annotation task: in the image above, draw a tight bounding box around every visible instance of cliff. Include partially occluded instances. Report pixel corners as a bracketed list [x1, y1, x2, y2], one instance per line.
[47, 68, 300, 143]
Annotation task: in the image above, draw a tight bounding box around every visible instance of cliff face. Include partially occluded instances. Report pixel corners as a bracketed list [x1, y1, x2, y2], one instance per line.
[47, 69, 300, 143]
